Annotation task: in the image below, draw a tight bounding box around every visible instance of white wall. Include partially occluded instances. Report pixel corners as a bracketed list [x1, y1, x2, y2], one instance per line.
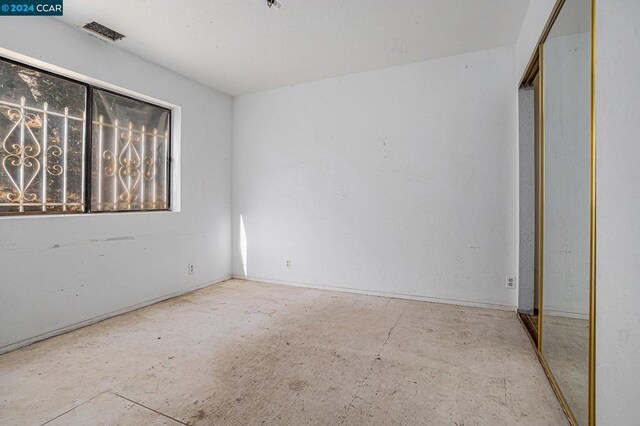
[0, 18, 232, 352]
[518, 88, 535, 314]
[516, 0, 557, 81]
[232, 46, 519, 309]
[595, 1, 640, 423]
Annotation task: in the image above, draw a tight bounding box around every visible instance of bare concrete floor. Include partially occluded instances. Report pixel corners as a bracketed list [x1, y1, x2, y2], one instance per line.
[0, 279, 567, 425]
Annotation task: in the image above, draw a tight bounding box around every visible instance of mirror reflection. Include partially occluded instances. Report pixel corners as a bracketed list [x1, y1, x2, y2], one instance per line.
[542, 0, 592, 423]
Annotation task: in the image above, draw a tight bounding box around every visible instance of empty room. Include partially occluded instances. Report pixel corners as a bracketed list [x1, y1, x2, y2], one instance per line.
[0, 0, 638, 425]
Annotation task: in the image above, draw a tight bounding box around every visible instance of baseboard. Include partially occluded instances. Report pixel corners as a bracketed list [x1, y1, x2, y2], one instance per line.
[518, 312, 539, 347]
[543, 309, 589, 320]
[232, 275, 516, 312]
[0, 275, 232, 355]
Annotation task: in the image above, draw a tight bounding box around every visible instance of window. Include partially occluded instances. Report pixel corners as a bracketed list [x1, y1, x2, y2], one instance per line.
[0, 57, 171, 216]
[0, 60, 86, 214]
[91, 90, 170, 212]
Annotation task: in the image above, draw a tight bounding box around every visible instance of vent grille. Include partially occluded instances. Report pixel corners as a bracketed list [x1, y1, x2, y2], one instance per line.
[83, 21, 125, 41]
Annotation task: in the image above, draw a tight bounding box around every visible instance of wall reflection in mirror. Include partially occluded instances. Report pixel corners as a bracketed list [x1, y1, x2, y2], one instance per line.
[541, 0, 592, 424]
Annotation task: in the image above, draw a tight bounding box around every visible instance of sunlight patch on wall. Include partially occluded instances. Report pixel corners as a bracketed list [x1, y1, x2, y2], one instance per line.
[240, 214, 248, 277]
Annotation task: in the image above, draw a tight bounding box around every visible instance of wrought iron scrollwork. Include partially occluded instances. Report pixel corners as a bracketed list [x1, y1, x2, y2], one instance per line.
[0, 97, 85, 212]
[2, 108, 41, 203]
[94, 118, 167, 211]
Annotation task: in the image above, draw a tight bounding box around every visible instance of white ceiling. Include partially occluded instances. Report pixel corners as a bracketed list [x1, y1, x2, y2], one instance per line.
[59, 0, 531, 96]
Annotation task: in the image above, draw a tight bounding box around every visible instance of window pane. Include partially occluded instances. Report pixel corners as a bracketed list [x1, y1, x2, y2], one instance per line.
[91, 89, 170, 212]
[0, 59, 86, 215]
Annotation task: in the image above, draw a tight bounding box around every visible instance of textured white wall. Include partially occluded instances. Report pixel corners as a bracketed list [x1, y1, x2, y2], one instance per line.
[595, 1, 640, 423]
[0, 18, 232, 352]
[518, 88, 535, 314]
[543, 32, 591, 318]
[232, 46, 519, 309]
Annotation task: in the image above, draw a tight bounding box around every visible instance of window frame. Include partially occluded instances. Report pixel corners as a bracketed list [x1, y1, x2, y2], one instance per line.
[0, 55, 173, 216]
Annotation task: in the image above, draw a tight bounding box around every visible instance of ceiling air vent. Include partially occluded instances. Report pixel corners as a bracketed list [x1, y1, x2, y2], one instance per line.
[83, 21, 125, 41]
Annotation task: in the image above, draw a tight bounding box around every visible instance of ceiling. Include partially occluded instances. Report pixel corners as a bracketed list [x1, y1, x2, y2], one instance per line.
[59, 0, 531, 96]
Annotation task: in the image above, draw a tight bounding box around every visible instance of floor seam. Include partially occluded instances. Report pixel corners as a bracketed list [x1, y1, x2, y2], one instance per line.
[40, 390, 110, 426]
[112, 392, 189, 425]
[339, 307, 405, 424]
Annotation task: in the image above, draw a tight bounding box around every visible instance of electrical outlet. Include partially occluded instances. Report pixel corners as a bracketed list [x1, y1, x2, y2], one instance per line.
[285, 259, 292, 270]
[506, 276, 516, 289]
[188, 264, 195, 275]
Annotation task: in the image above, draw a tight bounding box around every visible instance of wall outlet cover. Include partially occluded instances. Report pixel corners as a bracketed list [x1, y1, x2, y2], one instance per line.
[506, 276, 516, 289]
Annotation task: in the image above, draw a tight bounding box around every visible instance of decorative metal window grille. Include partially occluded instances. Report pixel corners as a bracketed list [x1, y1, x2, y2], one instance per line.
[0, 57, 171, 216]
[91, 90, 170, 212]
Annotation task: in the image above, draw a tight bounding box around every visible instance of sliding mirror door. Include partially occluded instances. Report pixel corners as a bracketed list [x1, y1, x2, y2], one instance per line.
[541, 0, 592, 424]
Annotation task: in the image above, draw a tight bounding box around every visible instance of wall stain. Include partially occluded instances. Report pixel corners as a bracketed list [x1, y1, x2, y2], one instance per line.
[105, 236, 135, 242]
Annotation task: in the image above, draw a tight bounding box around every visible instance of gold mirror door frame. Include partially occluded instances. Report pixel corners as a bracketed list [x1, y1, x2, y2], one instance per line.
[520, 0, 597, 424]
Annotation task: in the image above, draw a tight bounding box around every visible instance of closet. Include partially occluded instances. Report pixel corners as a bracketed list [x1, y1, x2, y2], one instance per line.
[518, 0, 595, 424]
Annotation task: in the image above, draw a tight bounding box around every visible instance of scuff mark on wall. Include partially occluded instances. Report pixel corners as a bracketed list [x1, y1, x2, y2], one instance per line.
[105, 236, 135, 242]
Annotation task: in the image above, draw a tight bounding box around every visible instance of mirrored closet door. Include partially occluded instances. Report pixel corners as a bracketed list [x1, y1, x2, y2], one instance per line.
[539, 0, 594, 424]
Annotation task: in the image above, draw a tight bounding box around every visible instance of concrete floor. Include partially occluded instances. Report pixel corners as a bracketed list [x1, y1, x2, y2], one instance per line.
[0, 279, 568, 425]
